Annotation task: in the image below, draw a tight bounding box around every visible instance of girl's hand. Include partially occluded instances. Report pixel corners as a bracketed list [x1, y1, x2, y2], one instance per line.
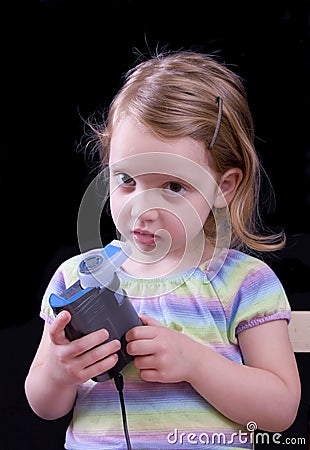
[126, 314, 193, 383]
[47, 310, 121, 385]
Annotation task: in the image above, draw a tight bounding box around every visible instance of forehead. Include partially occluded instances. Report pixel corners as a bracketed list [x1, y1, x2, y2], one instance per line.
[109, 118, 219, 193]
[110, 117, 207, 165]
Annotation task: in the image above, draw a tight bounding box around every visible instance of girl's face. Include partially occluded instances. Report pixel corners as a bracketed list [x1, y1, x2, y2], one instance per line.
[109, 117, 223, 273]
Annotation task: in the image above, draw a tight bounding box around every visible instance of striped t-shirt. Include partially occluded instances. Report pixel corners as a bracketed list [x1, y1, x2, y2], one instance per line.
[40, 242, 291, 449]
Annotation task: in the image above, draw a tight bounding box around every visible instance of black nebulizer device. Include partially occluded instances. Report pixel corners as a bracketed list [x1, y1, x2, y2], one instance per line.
[49, 241, 142, 382]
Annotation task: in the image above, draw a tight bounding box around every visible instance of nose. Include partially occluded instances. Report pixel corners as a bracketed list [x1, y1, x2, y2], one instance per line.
[130, 190, 160, 222]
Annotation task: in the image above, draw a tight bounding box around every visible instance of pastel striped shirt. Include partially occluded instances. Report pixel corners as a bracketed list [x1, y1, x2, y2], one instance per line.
[40, 242, 291, 449]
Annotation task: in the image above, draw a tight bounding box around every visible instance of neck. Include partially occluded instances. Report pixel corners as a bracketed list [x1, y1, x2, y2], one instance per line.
[122, 234, 214, 278]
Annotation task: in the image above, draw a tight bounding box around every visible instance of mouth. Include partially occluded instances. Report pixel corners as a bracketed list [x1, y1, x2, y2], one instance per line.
[132, 229, 156, 245]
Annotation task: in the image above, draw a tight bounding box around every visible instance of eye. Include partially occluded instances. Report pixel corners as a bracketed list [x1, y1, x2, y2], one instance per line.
[163, 182, 186, 195]
[116, 173, 135, 186]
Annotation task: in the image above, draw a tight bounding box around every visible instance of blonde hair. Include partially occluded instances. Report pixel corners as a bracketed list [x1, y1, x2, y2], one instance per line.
[90, 50, 285, 252]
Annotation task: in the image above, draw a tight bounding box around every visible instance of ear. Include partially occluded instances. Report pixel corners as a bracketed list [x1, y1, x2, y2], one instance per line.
[213, 168, 243, 208]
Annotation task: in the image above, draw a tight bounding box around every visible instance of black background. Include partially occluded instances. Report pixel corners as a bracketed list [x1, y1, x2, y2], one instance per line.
[1, 1, 309, 449]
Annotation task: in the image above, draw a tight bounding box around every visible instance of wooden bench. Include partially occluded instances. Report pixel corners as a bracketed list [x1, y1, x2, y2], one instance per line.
[288, 311, 310, 449]
[288, 311, 310, 352]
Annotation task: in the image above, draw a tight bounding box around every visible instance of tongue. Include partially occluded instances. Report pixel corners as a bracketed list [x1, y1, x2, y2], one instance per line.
[134, 232, 155, 245]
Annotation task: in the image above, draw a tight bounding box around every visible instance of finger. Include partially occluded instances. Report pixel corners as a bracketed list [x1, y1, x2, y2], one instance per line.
[49, 310, 72, 345]
[138, 314, 162, 327]
[127, 339, 155, 356]
[80, 353, 119, 382]
[126, 324, 159, 342]
[72, 328, 110, 356]
[81, 339, 121, 367]
[139, 368, 159, 383]
[134, 354, 157, 370]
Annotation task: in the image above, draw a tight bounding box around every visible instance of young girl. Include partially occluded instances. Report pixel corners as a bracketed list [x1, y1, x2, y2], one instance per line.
[25, 50, 300, 449]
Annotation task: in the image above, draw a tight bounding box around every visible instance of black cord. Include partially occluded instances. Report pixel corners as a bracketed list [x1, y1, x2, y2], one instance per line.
[114, 372, 132, 450]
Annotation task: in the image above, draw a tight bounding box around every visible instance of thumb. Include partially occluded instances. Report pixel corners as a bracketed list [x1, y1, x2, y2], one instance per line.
[138, 313, 162, 327]
[49, 310, 71, 345]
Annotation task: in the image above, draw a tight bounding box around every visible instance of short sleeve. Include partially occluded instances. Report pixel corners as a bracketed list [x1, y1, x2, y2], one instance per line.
[227, 261, 291, 344]
[40, 254, 82, 324]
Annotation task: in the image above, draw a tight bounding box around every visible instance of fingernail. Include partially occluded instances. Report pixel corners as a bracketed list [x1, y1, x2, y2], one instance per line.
[101, 329, 109, 339]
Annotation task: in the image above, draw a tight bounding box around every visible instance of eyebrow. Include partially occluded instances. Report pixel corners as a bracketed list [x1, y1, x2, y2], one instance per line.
[111, 169, 186, 181]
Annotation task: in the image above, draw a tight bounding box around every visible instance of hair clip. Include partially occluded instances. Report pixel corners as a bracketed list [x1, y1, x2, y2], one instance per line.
[209, 96, 223, 149]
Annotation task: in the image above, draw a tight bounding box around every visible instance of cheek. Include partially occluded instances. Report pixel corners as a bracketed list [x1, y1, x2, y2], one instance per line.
[110, 192, 127, 230]
[163, 203, 206, 244]
[164, 213, 186, 236]
[195, 198, 212, 226]
[171, 196, 211, 235]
